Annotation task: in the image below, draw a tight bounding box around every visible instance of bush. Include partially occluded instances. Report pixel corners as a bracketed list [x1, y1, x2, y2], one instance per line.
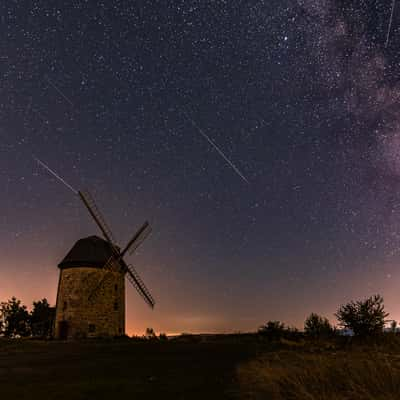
[304, 313, 333, 338]
[335, 294, 388, 337]
[258, 321, 286, 340]
[144, 327, 157, 340]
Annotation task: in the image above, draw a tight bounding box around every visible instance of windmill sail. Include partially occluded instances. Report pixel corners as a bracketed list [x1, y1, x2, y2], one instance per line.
[126, 263, 155, 308]
[78, 189, 155, 308]
[88, 259, 155, 308]
[122, 221, 152, 256]
[79, 191, 116, 245]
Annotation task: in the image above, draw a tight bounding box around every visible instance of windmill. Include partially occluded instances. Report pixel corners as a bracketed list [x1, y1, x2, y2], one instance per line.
[35, 157, 155, 339]
[78, 190, 154, 308]
[54, 190, 155, 339]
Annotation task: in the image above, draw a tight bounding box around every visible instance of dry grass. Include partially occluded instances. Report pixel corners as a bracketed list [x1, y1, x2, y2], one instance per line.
[3, 336, 400, 399]
[237, 342, 400, 399]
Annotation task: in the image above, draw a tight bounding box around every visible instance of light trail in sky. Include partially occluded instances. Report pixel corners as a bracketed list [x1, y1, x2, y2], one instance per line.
[385, 0, 396, 48]
[183, 110, 250, 184]
[44, 75, 74, 106]
[34, 157, 78, 194]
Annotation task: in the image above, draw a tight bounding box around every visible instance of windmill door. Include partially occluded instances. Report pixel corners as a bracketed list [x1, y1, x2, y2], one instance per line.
[58, 320, 69, 340]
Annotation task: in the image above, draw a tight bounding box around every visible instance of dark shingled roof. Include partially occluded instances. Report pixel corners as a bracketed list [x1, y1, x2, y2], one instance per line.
[58, 236, 115, 269]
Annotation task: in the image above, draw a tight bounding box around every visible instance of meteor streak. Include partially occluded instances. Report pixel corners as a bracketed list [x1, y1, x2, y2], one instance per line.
[183, 111, 250, 184]
[45, 75, 74, 106]
[385, 0, 396, 48]
[34, 157, 78, 194]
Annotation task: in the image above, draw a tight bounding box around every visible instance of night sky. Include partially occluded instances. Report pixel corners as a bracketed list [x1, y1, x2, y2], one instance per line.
[2, 1, 400, 335]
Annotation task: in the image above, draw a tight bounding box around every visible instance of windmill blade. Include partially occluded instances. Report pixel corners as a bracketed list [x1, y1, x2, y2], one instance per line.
[120, 221, 152, 257]
[87, 222, 153, 304]
[79, 191, 116, 245]
[126, 263, 155, 308]
[128, 224, 152, 255]
[88, 221, 151, 301]
[89, 259, 156, 308]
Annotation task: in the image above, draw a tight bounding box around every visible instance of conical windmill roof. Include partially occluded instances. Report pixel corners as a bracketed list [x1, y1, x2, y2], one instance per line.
[58, 236, 115, 269]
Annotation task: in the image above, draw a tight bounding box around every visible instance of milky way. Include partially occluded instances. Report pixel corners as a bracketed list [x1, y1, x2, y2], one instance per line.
[2, 1, 400, 334]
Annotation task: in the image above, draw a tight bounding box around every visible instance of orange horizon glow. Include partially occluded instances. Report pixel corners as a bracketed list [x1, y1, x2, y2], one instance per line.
[3, 269, 400, 337]
[3, 252, 400, 337]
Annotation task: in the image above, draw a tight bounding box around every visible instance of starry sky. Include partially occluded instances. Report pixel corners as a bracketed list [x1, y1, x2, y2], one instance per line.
[2, 1, 400, 335]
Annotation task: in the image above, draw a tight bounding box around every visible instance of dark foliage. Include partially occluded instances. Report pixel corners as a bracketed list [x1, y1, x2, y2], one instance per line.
[144, 327, 157, 339]
[258, 321, 286, 339]
[335, 294, 389, 337]
[30, 299, 55, 338]
[0, 297, 55, 338]
[258, 321, 302, 341]
[304, 313, 334, 338]
[0, 297, 30, 337]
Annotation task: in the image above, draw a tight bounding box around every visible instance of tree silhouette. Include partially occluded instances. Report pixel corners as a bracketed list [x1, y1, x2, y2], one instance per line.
[335, 294, 389, 337]
[304, 313, 333, 338]
[30, 298, 55, 338]
[0, 297, 30, 337]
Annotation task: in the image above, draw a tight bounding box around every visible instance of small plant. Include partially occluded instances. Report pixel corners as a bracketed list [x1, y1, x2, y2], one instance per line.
[144, 327, 157, 339]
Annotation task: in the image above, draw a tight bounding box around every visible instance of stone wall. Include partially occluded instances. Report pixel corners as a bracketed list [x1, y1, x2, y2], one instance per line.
[54, 266, 125, 339]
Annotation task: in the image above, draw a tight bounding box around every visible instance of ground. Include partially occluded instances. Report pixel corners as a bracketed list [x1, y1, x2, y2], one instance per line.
[1, 335, 400, 399]
[0, 336, 255, 399]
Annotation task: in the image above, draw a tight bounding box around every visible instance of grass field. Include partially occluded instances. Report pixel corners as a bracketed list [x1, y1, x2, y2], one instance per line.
[238, 339, 400, 399]
[2, 336, 400, 399]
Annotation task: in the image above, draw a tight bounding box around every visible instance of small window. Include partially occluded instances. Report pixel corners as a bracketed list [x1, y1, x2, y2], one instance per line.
[113, 301, 118, 311]
[88, 324, 96, 333]
[114, 284, 118, 292]
[63, 301, 67, 311]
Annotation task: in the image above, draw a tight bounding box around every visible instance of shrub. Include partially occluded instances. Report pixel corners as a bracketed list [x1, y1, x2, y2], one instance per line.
[258, 321, 286, 340]
[304, 313, 333, 338]
[335, 294, 388, 337]
[144, 327, 157, 339]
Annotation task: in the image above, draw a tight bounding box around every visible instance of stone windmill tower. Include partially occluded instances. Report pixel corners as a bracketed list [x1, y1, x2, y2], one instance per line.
[54, 191, 154, 339]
